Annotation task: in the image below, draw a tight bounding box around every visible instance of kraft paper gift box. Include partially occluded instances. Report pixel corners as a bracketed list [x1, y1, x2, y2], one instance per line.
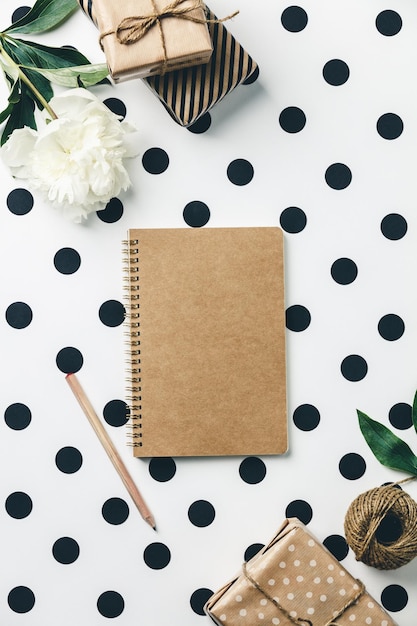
[77, 0, 213, 81]
[205, 518, 398, 626]
[144, 5, 259, 127]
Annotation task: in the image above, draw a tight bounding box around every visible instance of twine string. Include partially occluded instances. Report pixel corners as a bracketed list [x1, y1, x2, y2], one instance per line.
[242, 562, 365, 626]
[99, 0, 239, 74]
[344, 478, 417, 570]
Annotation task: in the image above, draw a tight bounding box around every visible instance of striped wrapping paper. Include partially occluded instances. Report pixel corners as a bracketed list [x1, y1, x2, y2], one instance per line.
[145, 5, 258, 126]
[78, 0, 97, 25]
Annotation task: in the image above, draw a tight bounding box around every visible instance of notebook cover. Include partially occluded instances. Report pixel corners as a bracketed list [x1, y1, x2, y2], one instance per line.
[125, 227, 287, 457]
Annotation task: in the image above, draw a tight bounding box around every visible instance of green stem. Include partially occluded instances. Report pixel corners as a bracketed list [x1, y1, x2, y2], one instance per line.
[0, 40, 58, 120]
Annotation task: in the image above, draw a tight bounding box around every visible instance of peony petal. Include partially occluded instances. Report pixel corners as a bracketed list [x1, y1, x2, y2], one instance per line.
[47, 87, 98, 120]
[2, 88, 139, 222]
[0, 127, 37, 177]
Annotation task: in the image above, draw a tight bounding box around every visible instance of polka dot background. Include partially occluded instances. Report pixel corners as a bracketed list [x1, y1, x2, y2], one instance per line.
[1, 0, 416, 624]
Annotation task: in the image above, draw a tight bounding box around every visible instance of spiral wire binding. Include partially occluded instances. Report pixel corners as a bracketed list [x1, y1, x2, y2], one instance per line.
[122, 239, 142, 447]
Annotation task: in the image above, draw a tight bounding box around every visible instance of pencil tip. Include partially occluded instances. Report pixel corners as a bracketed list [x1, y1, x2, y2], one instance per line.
[146, 516, 157, 531]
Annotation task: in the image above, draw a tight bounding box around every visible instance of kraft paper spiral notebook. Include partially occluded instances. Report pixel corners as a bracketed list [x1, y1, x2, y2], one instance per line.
[124, 227, 287, 457]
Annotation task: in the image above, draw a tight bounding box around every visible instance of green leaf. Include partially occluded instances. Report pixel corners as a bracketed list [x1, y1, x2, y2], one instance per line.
[1, 82, 36, 145]
[4, 0, 78, 35]
[7, 76, 21, 105]
[2, 37, 91, 70]
[22, 67, 53, 109]
[30, 63, 109, 88]
[0, 101, 14, 125]
[358, 409, 417, 476]
[413, 390, 417, 435]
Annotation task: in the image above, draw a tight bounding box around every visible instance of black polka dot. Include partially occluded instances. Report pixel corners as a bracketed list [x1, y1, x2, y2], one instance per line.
[12, 6, 31, 22]
[97, 591, 125, 618]
[286, 304, 311, 331]
[340, 354, 368, 381]
[103, 97, 126, 119]
[52, 537, 80, 564]
[188, 500, 216, 527]
[376, 10, 402, 36]
[280, 206, 307, 233]
[323, 534, 349, 561]
[279, 106, 306, 133]
[97, 197, 124, 223]
[293, 404, 320, 431]
[6, 188, 34, 215]
[56, 347, 83, 374]
[281, 6, 308, 32]
[389, 402, 412, 430]
[239, 457, 267, 484]
[5, 491, 33, 519]
[142, 147, 169, 174]
[103, 400, 129, 427]
[8, 586, 35, 613]
[149, 457, 177, 482]
[378, 314, 405, 341]
[325, 163, 352, 190]
[187, 112, 212, 133]
[381, 584, 408, 612]
[323, 59, 350, 86]
[183, 200, 210, 227]
[98, 300, 125, 327]
[227, 159, 254, 186]
[143, 542, 171, 569]
[5, 301, 32, 329]
[338, 452, 366, 480]
[244, 543, 264, 561]
[330, 258, 358, 285]
[54, 248, 81, 274]
[4, 402, 31, 430]
[55, 446, 83, 474]
[377, 113, 403, 139]
[285, 499, 313, 524]
[380, 213, 407, 240]
[190, 588, 213, 615]
[375, 512, 403, 545]
[102, 497, 129, 525]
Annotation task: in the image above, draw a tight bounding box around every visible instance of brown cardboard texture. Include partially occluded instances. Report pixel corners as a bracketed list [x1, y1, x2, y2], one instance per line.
[125, 227, 287, 457]
[79, 0, 213, 81]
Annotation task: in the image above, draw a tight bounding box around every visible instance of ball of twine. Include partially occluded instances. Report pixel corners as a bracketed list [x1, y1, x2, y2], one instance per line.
[344, 481, 417, 570]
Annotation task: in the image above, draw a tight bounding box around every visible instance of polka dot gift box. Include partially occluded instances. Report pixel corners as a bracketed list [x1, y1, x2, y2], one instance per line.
[205, 519, 397, 626]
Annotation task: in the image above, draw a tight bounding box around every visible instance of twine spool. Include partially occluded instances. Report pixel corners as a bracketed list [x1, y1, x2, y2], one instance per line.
[344, 481, 417, 570]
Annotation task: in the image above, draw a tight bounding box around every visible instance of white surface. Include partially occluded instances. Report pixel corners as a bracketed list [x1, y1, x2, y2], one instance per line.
[0, 0, 416, 624]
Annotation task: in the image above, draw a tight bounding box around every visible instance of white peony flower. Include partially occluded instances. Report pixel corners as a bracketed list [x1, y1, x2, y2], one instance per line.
[1, 88, 139, 222]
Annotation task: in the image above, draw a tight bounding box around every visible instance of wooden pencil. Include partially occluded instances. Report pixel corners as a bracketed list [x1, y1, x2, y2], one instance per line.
[65, 373, 156, 530]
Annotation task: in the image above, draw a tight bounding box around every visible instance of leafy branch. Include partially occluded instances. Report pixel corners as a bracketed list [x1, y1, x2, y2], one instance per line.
[0, 0, 108, 144]
[358, 390, 417, 476]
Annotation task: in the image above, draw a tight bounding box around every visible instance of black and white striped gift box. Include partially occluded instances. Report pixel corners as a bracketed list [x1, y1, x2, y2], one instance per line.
[145, 5, 258, 126]
[78, 1, 258, 125]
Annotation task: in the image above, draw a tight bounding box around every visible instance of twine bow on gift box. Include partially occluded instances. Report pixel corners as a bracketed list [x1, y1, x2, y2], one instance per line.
[242, 562, 365, 626]
[99, 0, 239, 73]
